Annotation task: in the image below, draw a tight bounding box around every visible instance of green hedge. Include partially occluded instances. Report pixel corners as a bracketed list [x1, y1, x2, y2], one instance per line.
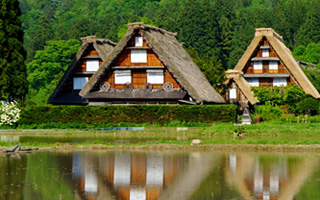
[19, 105, 237, 126]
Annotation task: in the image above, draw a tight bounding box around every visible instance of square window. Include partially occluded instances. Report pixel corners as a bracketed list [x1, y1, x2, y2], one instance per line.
[253, 61, 263, 70]
[73, 77, 88, 90]
[86, 60, 99, 71]
[115, 71, 131, 84]
[147, 70, 164, 84]
[131, 50, 147, 63]
[273, 78, 287, 86]
[229, 88, 237, 99]
[262, 49, 269, 57]
[135, 37, 143, 47]
[269, 61, 278, 70]
[247, 78, 259, 87]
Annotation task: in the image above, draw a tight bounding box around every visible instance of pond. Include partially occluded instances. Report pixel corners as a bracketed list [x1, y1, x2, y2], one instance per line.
[1, 149, 320, 200]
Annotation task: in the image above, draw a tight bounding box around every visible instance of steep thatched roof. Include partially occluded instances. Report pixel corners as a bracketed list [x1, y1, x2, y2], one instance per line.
[234, 28, 320, 99]
[80, 22, 225, 103]
[48, 36, 116, 103]
[225, 70, 259, 105]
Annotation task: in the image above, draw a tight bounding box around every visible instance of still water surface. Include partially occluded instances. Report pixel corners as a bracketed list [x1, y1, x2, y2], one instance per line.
[1, 149, 320, 200]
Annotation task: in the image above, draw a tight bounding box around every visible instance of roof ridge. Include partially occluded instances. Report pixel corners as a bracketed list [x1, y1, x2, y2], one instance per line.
[255, 28, 284, 43]
[128, 22, 178, 37]
[80, 35, 116, 46]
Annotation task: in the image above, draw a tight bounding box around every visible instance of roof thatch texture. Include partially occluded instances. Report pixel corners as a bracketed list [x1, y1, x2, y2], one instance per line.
[234, 28, 320, 99]
[48, 36, 116, 103]
[225, 70, 259, 105]
[80, 22, 225, 103]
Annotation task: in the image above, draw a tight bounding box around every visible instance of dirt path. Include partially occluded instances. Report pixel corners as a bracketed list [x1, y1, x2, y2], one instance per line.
[1, 143, 320, 155]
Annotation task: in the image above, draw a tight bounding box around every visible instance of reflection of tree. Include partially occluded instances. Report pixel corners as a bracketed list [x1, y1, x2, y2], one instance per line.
[22, 152, 74, 200]
[0, 154, 27, 200]
[225, 153, 319, 200]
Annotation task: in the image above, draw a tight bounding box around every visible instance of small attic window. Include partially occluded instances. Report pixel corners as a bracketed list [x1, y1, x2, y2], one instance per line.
[73, 77, 88, 90]
[131, 50, 147, 63]
[86, 60, 99, 71]
[135, 37, 143, 47]
[262, 49, 269, 57]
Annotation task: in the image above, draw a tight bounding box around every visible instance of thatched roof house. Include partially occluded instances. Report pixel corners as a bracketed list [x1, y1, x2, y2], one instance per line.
[48, 36, 116, 104]
[80, 22, 225, 105]
[224, 70, 259, 110]
[233, 28, 320, 99]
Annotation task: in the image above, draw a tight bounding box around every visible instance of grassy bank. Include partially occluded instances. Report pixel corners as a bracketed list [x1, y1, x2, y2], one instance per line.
[0, 121, 320, 148]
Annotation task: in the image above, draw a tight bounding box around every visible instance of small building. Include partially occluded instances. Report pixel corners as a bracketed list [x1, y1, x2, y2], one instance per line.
[225, 70, 259, 111]
[48, 36, 116, 105]
[80, 22, 225, 105]
[226, 28, 320, 106]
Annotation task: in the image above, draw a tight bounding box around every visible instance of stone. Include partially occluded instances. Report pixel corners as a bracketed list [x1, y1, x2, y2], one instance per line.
[191, 139, 202, 146]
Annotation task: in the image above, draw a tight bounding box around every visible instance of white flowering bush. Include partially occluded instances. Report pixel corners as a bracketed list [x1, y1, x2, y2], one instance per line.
[0, 101, 21, 126]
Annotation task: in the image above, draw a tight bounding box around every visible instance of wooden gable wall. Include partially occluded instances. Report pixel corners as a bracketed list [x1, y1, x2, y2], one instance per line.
[225, 81, 249, 110]
[76, 48, 103, 73]
[102, 33, 181, 90]
[242, 37, 295, 87]
[63, 44, 103, 93]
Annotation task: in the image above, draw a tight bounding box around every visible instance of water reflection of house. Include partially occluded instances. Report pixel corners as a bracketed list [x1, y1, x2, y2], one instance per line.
[71, 152, 187, 200]
[226, 154, 318, 200]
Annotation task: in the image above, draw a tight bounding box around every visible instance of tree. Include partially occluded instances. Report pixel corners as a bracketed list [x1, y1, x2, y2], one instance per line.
[187, 47, 226, 92]
[27, 15, 54, 62]
[26, 39, 81, 105]
[285, 0, 306, 49]
[68, 18, 99, 40]
[0, 0, 28, 100]
[297, 0, 320, 46]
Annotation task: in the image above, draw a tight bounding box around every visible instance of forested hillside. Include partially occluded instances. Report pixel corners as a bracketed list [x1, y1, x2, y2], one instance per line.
[19, 0, 320, 105]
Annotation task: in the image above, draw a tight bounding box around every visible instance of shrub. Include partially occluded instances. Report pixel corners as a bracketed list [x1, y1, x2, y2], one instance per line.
[0, 101, 21, 126]
[18, 105, 237, 128]
[283, 85, 307, 113]
[254, 103, 284, 121]
[252, 86, 284, 105]
[296, 97, 320, 115]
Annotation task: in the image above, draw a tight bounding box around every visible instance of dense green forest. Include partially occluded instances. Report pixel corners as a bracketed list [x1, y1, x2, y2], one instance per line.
[19, 0, 320, 105]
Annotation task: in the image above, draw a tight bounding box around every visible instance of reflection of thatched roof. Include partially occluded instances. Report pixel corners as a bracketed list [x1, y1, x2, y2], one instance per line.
[80, 22, 225, 104]
[234, 28, 320, 99]
[48, 36, 116, 104]
[225, 70, 259, 105]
